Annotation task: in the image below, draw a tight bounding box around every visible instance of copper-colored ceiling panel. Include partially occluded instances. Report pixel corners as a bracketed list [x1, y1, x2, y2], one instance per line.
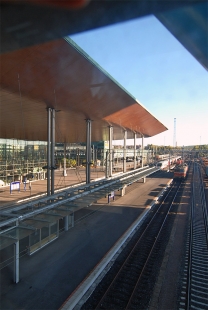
[0, 37, 167, 143]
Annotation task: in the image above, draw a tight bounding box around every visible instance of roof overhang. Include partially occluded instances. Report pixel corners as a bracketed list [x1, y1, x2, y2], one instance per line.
[1, 1, 207, 70]
[156, 2, 208, 70]
[0, 1, 207, 144]
[0, 37, 167, 143]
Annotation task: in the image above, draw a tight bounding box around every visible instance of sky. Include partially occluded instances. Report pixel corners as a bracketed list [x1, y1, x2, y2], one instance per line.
[70, 15, 208, 147]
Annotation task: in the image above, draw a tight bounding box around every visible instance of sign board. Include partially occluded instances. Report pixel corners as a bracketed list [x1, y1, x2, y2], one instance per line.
[10, 181, 20, 194]
[108, 191, 115, 203]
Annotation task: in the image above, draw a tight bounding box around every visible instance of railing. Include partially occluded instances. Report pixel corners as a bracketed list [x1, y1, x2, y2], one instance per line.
[0, 166, 159, 231]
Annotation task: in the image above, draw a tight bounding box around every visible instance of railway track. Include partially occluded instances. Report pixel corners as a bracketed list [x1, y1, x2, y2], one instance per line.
[179, 161, 208, 310]
[81, 179, 185, 310]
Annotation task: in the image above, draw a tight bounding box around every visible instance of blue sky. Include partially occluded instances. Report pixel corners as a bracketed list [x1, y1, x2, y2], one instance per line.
[70, 15, 208, 147]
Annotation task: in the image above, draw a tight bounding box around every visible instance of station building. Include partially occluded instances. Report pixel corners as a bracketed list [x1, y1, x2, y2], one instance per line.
[0, 138, 153, 185]
[0, 35, 167, 283]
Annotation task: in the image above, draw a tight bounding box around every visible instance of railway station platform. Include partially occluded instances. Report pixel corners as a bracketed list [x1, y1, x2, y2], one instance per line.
[0, 163, 147, 209]
[0, 167, 107, 209]
[0, 166, 159, 269]
[0, 170, 172, 310]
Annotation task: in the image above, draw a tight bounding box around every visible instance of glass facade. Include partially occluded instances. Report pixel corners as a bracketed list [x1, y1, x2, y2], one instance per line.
[0, 139, 47, 184]
[0, 139, 96, 185]
[0, 138, 151, 185]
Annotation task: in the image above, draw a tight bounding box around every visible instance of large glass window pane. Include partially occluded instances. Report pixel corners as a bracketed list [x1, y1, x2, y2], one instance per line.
[50, 222, 58, 240]
[41, 226, 49, 246]
[29, 230, 40, 254]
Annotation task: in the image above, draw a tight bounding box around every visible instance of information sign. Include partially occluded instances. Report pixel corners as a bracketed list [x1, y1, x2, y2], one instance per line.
[108, 191, 115, 203]
[10, 181, 20, 194]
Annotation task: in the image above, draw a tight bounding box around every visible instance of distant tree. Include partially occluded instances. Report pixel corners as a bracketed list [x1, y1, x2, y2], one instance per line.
[58, 158, 77, 168]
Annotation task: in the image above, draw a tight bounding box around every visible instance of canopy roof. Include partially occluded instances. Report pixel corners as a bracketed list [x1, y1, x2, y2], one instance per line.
[0, 37, 167, 143]
[0, 0, 206, 143]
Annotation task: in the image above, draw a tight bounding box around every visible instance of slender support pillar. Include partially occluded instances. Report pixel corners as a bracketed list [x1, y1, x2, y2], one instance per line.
[47, 108, 51, 196]
[51, 109, 55, 195]
[120, 185, 126, 196]
[134, 132, 137, 169]
[86, 119, 92, 184]
[141, 135, 144, 168]
[71, 213, 74, 227]
[123, 130, 127, 173]
[6, 160, 8, 185]
[92, 145, 94, 162]
[168, 152, 171, 172]
[95, 148, 97, 166]
[63, 143, 67, 176]
[75, 148, 78, 167]
[105, 151, 109, 178]
[109, 126, 113, 177]
[14, 240, 19, 283]
[64, 215, 69, 231]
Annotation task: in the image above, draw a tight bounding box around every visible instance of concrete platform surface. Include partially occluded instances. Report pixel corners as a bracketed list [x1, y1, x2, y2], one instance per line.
[0, 168, 106, 208]
[0, 172, 172, 310]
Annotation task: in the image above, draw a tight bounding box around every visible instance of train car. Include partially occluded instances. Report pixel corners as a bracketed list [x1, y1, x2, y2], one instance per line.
[155, 154, 169, 161]
[173, 164, 188, 179]
[156, 159, 169, 169]
[176, 158, 183, 165]
[168, 156, 181, 165]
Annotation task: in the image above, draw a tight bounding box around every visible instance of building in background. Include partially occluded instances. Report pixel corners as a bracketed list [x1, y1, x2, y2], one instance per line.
[0, 139, 153, 186]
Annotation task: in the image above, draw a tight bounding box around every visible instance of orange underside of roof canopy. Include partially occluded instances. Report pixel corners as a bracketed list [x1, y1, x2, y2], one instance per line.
[0, 37, 167, 143]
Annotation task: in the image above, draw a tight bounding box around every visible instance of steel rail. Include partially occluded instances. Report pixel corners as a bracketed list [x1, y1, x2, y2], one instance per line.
[126, 180, 182, 309]
[93, 181, 179, 310]
[198, 163, 208, 244]
[186, 161, 194, 310]
[186, 160, 208, 310]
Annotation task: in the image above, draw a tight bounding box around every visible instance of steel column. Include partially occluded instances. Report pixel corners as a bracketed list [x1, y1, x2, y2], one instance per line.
[86, 119, 92, 184]
[123, 130, 127, 173]
[134, 132, 137, 169]
[141, 135, 144, 168]
[109, 126, 113, 177]
[92, 145, 94, 162]
[14, 240, 19, 283]
[71, 213, 74, 227]
[47, 108, 51, 196]
[63, 143, 67, 177]
[105, 151, 109, 178]
[51, 108, 55, 195]
[64, 215, 69, 231]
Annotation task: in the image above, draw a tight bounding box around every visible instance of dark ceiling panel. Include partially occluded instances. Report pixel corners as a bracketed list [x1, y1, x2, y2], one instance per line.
[156, 2, 208, 70]
[0, 0, 206, 148]
[1, 0, 201, 54]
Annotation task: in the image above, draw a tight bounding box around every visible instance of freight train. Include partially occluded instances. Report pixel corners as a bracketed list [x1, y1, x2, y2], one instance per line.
[155, 154, 182, 163]
[173, 164, 188, 179]
[156, 156, 182, 169]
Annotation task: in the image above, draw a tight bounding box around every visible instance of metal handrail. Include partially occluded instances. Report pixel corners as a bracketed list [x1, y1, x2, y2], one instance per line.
[0, 166, 159, 231]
